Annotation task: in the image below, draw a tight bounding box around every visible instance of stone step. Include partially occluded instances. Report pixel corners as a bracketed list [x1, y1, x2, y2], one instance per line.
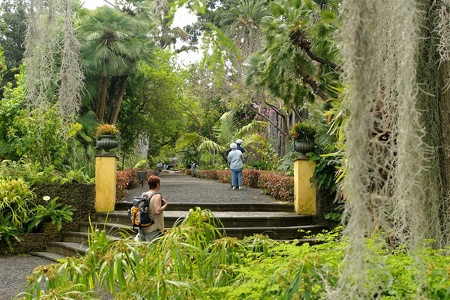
[63, 231, 122, 244]
[220, 224, 327, 240]
[97, 210, 315, 228]
[30, 232, 126, 262]
[83, 221, 326, 241]
[44, 242, 89, 258]
[115, 201, 295, 212]
[31, 224, 325, 262]
[79, 222, 136, 238]
[29, 251, 67, 262]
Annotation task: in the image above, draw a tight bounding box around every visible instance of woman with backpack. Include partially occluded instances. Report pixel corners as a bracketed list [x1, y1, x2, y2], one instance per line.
[139, 175, 169, 242]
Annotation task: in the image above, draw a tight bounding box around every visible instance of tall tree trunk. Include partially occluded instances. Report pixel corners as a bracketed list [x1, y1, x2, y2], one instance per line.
[97, 76, 108, 123]
[110, 75, 128, 124]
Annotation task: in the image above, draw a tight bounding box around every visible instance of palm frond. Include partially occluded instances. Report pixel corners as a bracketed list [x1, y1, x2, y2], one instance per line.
[198, 139, 226, 154]
[234, 120, 267, 138]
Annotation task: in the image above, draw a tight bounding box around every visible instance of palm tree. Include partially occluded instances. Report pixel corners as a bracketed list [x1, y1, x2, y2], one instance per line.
[245, 0, 341, 107]
[77, 6, 156, 123]
[175, 110, 269, 166]
[218, 0, 268, 72]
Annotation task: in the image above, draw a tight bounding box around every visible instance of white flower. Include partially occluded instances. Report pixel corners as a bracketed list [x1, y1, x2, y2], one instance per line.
[43, 196, 51, 201]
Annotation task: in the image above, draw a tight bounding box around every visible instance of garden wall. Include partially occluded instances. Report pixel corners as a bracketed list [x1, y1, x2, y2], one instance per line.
[0, 183, 95, 255]
[33, 183, 96, 225]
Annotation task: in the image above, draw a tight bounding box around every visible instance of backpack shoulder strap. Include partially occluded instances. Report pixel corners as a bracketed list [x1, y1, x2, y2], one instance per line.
[142, 192, 161, 207]
[141, 191, 160, 198]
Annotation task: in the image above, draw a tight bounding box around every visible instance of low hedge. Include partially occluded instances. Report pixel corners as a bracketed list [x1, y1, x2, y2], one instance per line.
[116, 169, 156, 201]
[194, 169, 294, 202]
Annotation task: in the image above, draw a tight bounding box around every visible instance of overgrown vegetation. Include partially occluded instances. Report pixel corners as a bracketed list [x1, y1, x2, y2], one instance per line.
[1, 0, 449, 298]
[18, 210, 450, 299]
[0, 177, 74, 250]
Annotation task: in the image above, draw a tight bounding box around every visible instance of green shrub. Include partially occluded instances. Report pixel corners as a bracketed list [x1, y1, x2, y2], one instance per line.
[0, 177, 35, 229]
[21, 221, 450, 299]
[9, 106, 76, 169]
[0, 177, 75, 250]
[246, 160, 271, 170]
[310, 153, 338, 194]
[27, 197, 74, 232]
[0, 160, 92, 185]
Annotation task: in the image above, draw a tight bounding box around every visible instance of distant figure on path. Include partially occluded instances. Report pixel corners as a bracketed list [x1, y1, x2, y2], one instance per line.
[139, 175, 168, 242]
[190, 161, 197, 176]
[227, 142, 244, 190]
[156, 161, 163, 175]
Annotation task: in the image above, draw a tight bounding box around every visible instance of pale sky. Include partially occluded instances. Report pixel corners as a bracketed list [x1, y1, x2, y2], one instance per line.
[82, 0, 110, 10]
[81, 0, 197, 28]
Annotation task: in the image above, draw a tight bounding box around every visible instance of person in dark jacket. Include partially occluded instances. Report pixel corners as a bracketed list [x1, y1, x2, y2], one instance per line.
[236, 139, 245, 154]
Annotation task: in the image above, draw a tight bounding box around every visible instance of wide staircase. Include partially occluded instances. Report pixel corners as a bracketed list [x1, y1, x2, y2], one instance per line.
[31, 177, 328, 262]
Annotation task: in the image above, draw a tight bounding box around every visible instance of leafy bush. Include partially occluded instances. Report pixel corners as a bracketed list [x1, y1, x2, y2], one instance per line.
[116, 170, 134, 200]
[0, 177, 74, 249]
[310, 152, 338, 195]
[60, 169, 93, 184]
[0, 160, 92, 185]
[242, 169, 261, 188]
[9, 106, 77, 169]
[20, 219, 450, 299]
[116, 169, 152, 200]
[258, 171, 294, 201]
[246, 160, 271, 170]
[216, 169, 231, 183]
[0, 177, 35, 246]
[27, 197, 74, 231]
[195, 169, 219, 180]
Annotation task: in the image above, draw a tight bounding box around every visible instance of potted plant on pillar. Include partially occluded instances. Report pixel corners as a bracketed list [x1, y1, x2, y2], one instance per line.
[291, 122, 316, 156]
[94, 123, 119, 154]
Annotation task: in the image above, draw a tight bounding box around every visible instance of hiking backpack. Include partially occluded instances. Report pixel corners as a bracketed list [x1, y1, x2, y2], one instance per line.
[128, 193, 159, 228]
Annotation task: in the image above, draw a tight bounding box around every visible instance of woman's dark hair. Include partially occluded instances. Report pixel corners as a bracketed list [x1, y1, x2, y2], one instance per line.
[147, 175, 160, 189]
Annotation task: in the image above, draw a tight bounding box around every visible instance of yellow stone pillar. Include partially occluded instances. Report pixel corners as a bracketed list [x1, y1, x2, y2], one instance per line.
[294, 157, 317, 215]
[95, 155, 117, 212]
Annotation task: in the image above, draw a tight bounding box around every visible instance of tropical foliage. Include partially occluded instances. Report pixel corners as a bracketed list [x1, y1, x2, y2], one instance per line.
[19, 212, 450, 299]
[290, 121, 316, 141]
[77, 5, 157, 124]
[0, 177, 74, 249]
[1, 0, 450, 298]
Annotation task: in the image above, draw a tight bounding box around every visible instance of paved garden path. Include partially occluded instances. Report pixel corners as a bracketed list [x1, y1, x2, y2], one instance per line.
[123, 173, 283, 205]
[1, 174, 287, 299]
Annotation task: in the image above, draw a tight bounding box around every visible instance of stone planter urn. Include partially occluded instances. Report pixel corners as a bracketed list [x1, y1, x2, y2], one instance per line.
[96, 135, 118, 154]
[294, 139, 314, 155]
